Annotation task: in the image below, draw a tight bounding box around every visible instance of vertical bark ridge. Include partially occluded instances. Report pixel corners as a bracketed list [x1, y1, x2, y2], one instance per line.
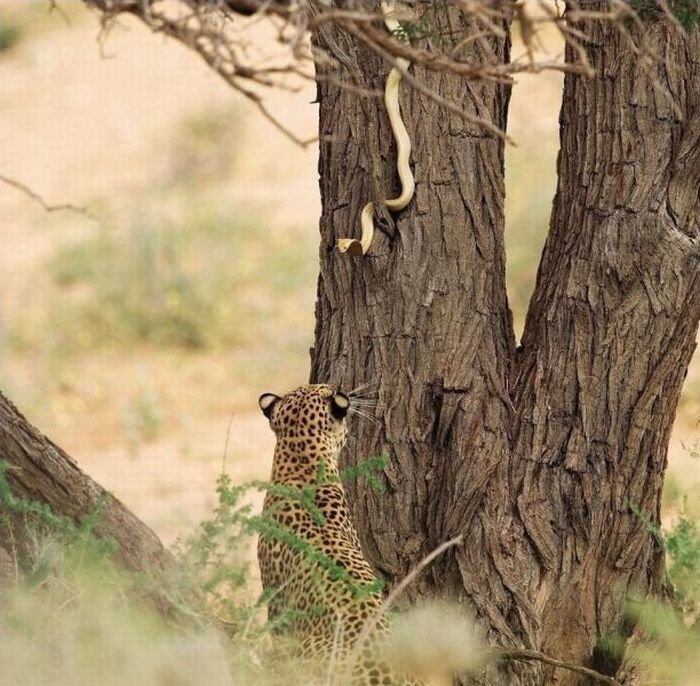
[313, 3, 698, 683]
[311, 6, 542, 678]
[512, 12, 700, 679]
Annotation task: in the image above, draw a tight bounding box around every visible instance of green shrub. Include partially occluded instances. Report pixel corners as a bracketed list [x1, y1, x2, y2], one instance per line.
[0, 457, 410, 686]
[623, 497, 700, 683]
[666, 510, 700, 609]
[41, 205, 315, 353]
[0, 16, 21, 53]
[121, 383, 165, 451]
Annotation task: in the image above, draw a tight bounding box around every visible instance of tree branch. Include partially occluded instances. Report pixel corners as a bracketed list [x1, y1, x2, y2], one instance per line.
[494, 648, 623, 686]
[347, 536, 464, 669]
[0, 174, 97, 220]
[0, 390, 172, 581]
[78, 1, 676, 147]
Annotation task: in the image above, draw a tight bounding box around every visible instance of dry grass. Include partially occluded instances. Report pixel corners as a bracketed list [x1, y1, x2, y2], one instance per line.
[1, 468, 697, 686]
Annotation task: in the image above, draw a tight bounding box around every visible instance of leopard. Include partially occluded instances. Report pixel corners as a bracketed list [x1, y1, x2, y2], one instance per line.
[257, 384, 420, 686]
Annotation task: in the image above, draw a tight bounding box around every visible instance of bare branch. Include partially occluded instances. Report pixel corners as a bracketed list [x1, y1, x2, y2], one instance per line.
[383, 535, 465, 611]
[347, 535, 464, 669]
[493, 648, 623, 686]
[78, 1, 687, 146]
[0, 174, 98, 221]
[343, 19, 514, 142]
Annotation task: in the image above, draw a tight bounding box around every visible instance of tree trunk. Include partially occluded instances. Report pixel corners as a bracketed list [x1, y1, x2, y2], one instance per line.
[311, 3, 699, 684]
[0, 390, 172, 580]
[311, 4, 540, 683]
[511, 8, 700, 678]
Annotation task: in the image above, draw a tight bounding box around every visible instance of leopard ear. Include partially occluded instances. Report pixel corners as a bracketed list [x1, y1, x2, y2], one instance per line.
[330, 392, 349, 420]
[258, 393, 281, 419]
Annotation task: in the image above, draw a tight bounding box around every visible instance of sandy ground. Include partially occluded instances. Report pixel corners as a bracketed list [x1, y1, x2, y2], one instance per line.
[1, 3, 319, 542]
[1, 2, 697, 547]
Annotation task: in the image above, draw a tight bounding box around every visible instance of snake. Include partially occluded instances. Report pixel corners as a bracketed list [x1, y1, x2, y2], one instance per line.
[336, 0, 415, 256]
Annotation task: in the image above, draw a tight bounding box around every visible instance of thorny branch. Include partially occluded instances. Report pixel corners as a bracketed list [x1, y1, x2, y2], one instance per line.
[80, 0, 686, 145]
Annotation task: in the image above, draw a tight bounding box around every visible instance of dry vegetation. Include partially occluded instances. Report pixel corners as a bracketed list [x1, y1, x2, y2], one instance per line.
[0, 1, 698, 683]
[1, 0, 321, 540]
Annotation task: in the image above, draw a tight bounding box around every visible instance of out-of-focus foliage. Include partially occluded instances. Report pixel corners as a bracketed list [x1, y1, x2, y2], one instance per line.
[0, 458, 491, 686]
[0, 14, 22, 53]
[623, 489, 700, 685]
[8, 107, 316, 356]
[667, 514, 700, 608]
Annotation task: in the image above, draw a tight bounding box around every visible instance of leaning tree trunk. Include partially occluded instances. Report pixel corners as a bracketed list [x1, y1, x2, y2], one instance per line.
[311, 3, 699, 684]
[0, 391, 172, 581]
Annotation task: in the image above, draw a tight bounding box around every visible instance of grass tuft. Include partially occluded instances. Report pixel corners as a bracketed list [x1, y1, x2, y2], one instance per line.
[2, 451, 699, 685]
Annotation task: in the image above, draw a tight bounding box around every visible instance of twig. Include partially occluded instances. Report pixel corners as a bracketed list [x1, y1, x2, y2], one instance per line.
[382, 535, 464, 612]
[127, 4, 317, 148]
[221, 410, 236, 474]
[347, 535, 464, 669]
[82, 0, 682, 148]
[344, 21, 513, 143]
[0, 174, 97, 221]
[493, 647, 623, 686]
[48, 0, 72, 26]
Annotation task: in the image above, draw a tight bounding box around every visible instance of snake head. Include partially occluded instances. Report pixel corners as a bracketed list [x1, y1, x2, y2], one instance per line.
[337, 238, 365, 256]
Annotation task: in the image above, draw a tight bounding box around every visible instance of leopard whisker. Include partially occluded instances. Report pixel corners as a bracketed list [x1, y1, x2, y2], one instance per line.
[348, 391, 379, 400]
[348, 380, 380, 397]
[350, 400, 383, 410]
[349, 399, 380, 411]
[348, 407, 380, 425]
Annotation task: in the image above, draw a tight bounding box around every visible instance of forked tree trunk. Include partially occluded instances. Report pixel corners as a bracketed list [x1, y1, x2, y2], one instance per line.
[0, 1, 696, 683]
[311, 3, 699, 684]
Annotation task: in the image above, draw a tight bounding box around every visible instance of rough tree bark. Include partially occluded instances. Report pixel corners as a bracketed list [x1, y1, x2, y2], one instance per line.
[1, 1, 697, 684]
[311, 4, 538, 683]
[311, 3, 699, 684]
[0, 391, 172, 580]
[511, 7, 700, 677]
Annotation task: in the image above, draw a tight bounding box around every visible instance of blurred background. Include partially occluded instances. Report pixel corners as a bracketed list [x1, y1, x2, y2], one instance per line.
[1, 0, 697, 547]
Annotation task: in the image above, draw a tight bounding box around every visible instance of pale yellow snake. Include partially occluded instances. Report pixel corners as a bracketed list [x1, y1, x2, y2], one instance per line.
[336, 1, 415, 256]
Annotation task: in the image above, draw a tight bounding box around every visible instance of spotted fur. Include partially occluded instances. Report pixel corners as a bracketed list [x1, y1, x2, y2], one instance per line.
[257, 384, 419, 685]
